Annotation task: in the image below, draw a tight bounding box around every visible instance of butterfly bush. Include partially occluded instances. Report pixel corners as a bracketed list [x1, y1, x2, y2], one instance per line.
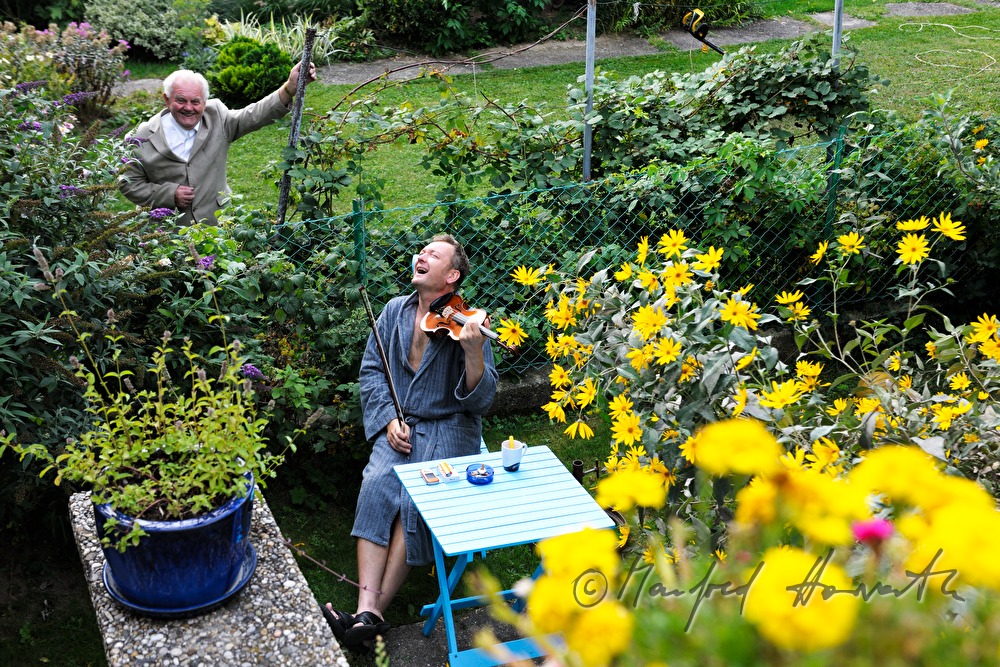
[490, 212, 1000, 665]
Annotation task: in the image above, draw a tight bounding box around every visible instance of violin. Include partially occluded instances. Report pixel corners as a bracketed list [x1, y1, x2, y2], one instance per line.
[420, 292, 517, 353]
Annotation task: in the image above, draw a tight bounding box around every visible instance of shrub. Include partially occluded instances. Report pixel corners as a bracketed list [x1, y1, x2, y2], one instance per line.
[207, 35, 292, 108]
[85, 0, 210, 60]
[209, 13, 375, 65]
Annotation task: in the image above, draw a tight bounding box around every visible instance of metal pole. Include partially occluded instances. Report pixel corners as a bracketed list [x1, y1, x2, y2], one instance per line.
[277, 26, 317, 227]
[832, 0, 844, 67]
[582, 0, 596, 181]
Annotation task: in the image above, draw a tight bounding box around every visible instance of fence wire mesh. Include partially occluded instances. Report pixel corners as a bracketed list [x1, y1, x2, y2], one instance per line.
[270, 129, 973, 374]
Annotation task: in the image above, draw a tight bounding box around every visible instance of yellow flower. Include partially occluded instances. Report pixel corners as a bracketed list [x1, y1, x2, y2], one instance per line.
[679, 435, 697, 463]
[596, 468, 667, 511]
[926, 340, 937, 359]
[636, 236, 650, 266]
[657, 229, 688, 258]
[652, 337, 681, 366]
[897, 233, 929, 265]
[611, 411, 643, 448]
[714, 548, 727, 562]
[661, 261, 693, 287]
[887, 351, 901, 372]
[854, 396, 881, 415]
[563, 420, 595, 439]
[542, 401, 566, 423]
[693, 246, 724, 272]
[496, 318, 527, 348]
[511, 265, 545, 286]
[788, 302, 811, 322]
[949, 372, 971, 392]
[564, 599, 634, 667]
[981, 337, 1000, 362]
[970, 313, 1000, 343]
[536, 527, 621, 581]
[626, 343, 655, 372]
[735, 477, 778, 524]
[775, 290, 804, 305]
[795, 360, 823, 378]
[806, 437, 840, 473]
[575, 377, 598, 409]
[549, 364, 571, 388]
[837, 231, 866, 255]
[632, 304, 668, 341]
[899, 374, 913, 390]
[719, 297, 761, 331]
[759, 379, 804, 410]
[614, 262, 633, 282]
[616, 524, 630, 549]
[973, 124, 985, 135]
[826, 397, 850, 417]
[975, 138, 989, 151]
[732, 384, 748, 417]
[930, 400, 972, 430]
[637, 269, 659, 293]
[544, 295, 577, 330]
[809, 240, 829, 265]
[735, 347, 757, 371]
[896, 216, 930, 231]
[737, 283, 754, 297]
[607, 393, 633, 420]
[679, 355, 701, 382]
[693, 418, 782, 476]
[743, 547, 860, 651]
[932, 212, 966, 241]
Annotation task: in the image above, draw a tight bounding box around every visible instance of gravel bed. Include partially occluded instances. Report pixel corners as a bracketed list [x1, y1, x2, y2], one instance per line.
[69, 492, 348, 667]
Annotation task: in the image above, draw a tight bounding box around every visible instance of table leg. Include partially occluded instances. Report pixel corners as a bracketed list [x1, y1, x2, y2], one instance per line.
[421, 549, 470, 637]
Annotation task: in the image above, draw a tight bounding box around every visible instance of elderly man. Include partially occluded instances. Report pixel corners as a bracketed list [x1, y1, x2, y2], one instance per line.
[322, 234, 498, 650]
[119, 62, 315, 225]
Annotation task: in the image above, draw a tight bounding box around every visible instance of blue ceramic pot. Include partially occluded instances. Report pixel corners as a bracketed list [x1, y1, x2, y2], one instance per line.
[94, 474, 255, 609]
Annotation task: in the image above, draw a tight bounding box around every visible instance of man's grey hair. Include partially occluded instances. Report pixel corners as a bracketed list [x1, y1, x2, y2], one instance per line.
[163, 70, 210, 101]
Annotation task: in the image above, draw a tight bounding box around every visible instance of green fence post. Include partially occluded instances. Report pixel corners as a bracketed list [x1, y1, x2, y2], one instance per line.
[352, 198, 367, 286]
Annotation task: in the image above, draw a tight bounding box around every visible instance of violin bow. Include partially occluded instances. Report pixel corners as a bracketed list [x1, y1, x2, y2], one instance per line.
[359, 286, 405, 426]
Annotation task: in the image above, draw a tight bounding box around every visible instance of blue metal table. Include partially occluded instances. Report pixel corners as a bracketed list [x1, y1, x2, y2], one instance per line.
[394, 445, 614, 667]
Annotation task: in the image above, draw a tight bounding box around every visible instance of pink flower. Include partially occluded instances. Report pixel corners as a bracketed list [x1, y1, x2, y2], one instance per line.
[852, 518, 893, 545]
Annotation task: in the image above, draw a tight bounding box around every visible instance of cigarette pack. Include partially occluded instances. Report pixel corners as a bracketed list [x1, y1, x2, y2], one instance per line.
[437, 461, 460, 483]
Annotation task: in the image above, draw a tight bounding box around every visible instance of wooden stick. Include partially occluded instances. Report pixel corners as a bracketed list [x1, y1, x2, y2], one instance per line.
[359, 286, 405, 425]
[276, 26, 317, 226]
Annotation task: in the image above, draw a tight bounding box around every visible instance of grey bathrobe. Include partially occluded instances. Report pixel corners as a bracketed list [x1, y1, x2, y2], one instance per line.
[353, 292, 498, 566]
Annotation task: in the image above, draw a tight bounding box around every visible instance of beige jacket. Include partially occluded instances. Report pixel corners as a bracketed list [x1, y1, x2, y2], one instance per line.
[119, 89, 289, 225]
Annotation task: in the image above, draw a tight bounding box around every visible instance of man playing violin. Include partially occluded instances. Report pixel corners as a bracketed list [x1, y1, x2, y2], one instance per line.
[323, 234, 498, 649]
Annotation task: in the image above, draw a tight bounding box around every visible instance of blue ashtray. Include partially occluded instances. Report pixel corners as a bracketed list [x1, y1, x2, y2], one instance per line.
[466, 463, 494, 485]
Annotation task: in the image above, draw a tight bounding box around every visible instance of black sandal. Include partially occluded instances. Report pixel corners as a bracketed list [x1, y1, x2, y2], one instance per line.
[342, 610, 391, 646]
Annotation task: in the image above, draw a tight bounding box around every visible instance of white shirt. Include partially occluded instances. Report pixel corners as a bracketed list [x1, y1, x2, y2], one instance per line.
[161, 113, 200, 162]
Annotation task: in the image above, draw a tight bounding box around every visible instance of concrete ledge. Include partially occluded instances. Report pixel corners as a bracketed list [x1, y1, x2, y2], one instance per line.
[69, 491, 347, 666]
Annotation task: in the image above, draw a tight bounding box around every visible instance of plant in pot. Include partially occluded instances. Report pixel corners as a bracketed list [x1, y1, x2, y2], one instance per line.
[1, 247, 309, 617]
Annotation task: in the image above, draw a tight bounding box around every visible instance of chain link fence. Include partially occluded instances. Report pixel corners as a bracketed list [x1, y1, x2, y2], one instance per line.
[270, 128, 975, 374]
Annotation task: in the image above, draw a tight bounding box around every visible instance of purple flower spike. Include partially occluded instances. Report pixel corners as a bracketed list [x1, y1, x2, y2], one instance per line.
[149, 207, 174, 221]
[198, 254, 216, 271]
[241, 364, 267, 381]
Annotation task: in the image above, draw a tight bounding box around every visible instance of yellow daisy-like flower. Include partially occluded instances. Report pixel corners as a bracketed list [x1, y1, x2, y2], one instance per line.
[735, 347, 757, 371]
[759, 379, 804, 409]
[627, 343, 655, 372]
[679, 355, 702, 382]
[887, 351, 901, 372]
[930, 400, 972, 430]
[496, 318, 527, 348]
[973, 124, 985, 135]
[806, 436, 841, 473]
[542, 401, 566, 423]
[899, 374, 913, 390]
[636, 236, 650, 266]
[809, 240, 829, 265]
[970, 313, 1000, 343]
[795, 360, 823, 378]
[926, 340, 937, 359]
[611, 411, 643, 448]
[575, 377, 598, 409]
[657, 229, 688, 258]
[949, 372, 971, 392]
[679, 436, 698, 463]
[637, 269, 659, 293]
[564, 420, 595, 440]
[608, 393, 633, 420]
[737, 283, 754, 297]
[980, 337, 1000, 362]
[732, 384, 748, 417]
[661, 261, 693, 287]
[932, 212, 966, 241]
[975, 138, 989, 151]
[855, 396, 881, 415]
[837, 231, 866, 255]
[693, 246, 724, 272]
[549, 364, 571, 388]
[614, 262, 633, 282]
[896, 216, 930, 231]
[775, 290, 804, 305]
[616, 524, 630, 549]
[511, 265, 545, 286]
[719, 297, 761, 331]
[544, 295, 577, 330]
[694, 418, 782, 476]
[653, 337, 682, 365]
[825, 397, 850, 417]
[596, 468, 667, 511]
[632, 304, 668, 341]
[714, 549, 727, 562]
[897, 233, 929, 265]
[788, 301, 811, 322]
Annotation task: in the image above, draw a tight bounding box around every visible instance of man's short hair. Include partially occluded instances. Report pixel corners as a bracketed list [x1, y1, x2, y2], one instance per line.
[163, 70, 210, 101]
[432, 234, 470, 288]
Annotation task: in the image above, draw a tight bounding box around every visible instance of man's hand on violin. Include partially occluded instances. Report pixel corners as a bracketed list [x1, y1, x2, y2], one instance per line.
[458, 313, 488, 356]
[387, 418, 412, 455]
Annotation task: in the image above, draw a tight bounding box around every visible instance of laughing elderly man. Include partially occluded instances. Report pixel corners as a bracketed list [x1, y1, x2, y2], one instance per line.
[119, 62, 315, 225]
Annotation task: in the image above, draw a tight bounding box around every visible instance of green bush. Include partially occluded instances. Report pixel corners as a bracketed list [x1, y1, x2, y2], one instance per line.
[207, 35, 292, 108]
[598, 0, 760, 33]
[85, 0, 210, 60]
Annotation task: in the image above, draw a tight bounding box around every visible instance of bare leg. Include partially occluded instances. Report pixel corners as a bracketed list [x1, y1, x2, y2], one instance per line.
[356, 514, 410, 620]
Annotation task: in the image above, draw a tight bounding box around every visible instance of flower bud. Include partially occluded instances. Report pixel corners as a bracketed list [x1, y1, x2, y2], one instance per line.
[32, 246, 50, 272]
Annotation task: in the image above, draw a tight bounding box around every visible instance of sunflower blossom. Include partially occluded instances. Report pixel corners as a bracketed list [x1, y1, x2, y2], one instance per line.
[837, 231, 866, 255]
[693, 246, 724, 272]
[809, 240, 829, 265]
[896, 216, 930, 231]
[614, 262, 633, 281]
[632, 304, 668, 340]
[760, 379, 804, 409]
[654, 337, 682, 365]
[496, 318, 527, 348]
[511, 265, 545, 286]
[970, 313, 1000, 343]
[657, 229, 688, 258]
[775, 290, 804, 305]
[607, 393, 633, 420]
[636, 236, 650, 266]
[788, 301, 811, 322]
[932, 212, 966, 241]
[719, 297, 761, 331]
[611, 411, 643, 447]
[564, 420, 595, 439]
[897, 233, 929, 265]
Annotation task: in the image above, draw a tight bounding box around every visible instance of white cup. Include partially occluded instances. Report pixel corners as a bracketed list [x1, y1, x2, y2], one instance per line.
[501, 439, 526, 472]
